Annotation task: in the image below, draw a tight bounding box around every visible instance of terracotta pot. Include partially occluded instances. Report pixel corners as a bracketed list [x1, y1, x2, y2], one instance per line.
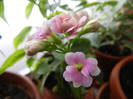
[0, 71, 41, 99]
[96, 82, 110, 99]
[110, 55, 133, 99]
[43, 86, 95, 99]
[95, 50, 125, 81]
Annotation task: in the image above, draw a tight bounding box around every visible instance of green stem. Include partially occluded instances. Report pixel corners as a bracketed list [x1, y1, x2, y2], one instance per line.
[76, 87, 83, 99]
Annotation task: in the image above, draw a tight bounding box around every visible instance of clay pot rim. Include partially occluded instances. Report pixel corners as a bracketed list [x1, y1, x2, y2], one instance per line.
[0, 71, 41, 99]
[96, 82, 109, 99]
[96, 49, 126, 60]
[110, 55, 133, 99]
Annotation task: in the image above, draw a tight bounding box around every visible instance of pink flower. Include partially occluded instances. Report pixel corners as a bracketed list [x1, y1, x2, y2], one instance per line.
[33, 21, 53, 40]
[63, 52, 100, 88]
[49, 11, 89, 39]
[24, 39, 50, 56]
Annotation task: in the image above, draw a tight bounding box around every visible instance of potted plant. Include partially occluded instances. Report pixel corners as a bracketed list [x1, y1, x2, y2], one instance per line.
[0, 9, 102, 99]
[88, 0, 133, 81]
[110, 55, 133, 99]
[0, 71, 41, 99]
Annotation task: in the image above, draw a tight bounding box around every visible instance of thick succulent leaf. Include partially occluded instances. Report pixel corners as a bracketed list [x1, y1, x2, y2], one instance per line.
[71, 38, 91, 54]
[25, 2, 34, 19]
[0, 1, 7, 23]
[0, 49, 25, 74]
[14, 26, 32, 50]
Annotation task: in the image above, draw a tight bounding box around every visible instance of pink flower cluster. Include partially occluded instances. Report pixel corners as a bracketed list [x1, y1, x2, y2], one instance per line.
[63, 52, 100, 88]
[49, 11, 89, 39]
[25, 10, 90, 56]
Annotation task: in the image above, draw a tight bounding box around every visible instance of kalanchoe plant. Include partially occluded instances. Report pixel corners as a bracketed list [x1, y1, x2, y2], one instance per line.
[0, 10, 101, 99]
[89, 0, 133, 56]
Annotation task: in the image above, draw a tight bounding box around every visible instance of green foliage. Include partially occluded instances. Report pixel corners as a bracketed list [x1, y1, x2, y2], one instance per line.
[0, 0, 7, 23]
[0, 49, 25, 74]
[33, 58, 61, 93]
[25, 2, 34, 19]
[47, 11, 63, 19]
[38, 0, 48, 18]
[113, 0, 126, 14]
[14, 26, 32, 50]
[52, 52, 65, 61]
[77, 2, 101, 11]
[60, 4, 72, 11]
[71, 38, 90, 54]
[97, 1, 117, 11]
[26, 57, 35, 68]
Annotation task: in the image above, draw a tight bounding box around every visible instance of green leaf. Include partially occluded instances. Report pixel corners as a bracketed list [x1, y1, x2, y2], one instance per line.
[34, 58, 51, 76]
[122, 40, 133, 50]
[38, 72, 50, 94]
[97, 1, 117, 11]
[0, 1, 7, 23]
[71, 38, 91, 54]
[76, 1, 87, 7]
[25, 2, 34, 19]
[0, 49, 25, 74]
[26, 57, 35, 68]
[85, 33, 101, 48]
[38, 0, 48, 18]
[47, 11, 62, 19]
[76, 2, 101, 12]
[14, 26, 32, 50]
[113, 0, 126, 14]
[52, 52, 65, 61]
[60, 4, 72, 11]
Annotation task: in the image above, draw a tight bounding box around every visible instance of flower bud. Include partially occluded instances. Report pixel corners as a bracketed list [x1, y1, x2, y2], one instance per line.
[24, 39, 51, 56]
[79, 20, 100, 35]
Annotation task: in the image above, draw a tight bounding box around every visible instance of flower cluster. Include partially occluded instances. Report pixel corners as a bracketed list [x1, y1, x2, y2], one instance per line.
[24, 10, 100, 89]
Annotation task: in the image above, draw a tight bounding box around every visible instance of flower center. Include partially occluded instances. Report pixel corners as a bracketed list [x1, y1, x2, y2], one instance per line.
[75, 64, 83, 72]
[63, 18, 69, 22]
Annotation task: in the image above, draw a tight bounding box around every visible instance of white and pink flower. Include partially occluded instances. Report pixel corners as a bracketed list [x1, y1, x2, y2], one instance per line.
[34, 21, 53, 40]
[49, 10, 90, 39]
[63, 52, 100, 88]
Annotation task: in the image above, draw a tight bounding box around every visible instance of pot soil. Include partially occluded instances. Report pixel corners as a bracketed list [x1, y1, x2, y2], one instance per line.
[95, 44, 131, 81]
[0, 71, 41, 99]
[110, 55, 133, 99]
[0, 82, 30, 99]
[120, 61, 133, 99]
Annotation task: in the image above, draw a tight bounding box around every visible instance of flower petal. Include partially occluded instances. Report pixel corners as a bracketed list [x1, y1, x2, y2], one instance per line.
[51, 22, 62, 33]
[73, 52, 85, 64]
[81, 66, 89, 78]
[73, 81, 81, 88]
[90, 66, 101, 76]
[81, 75, 92, 87]
[61, 17, 76, 32]
[66, 34, 77, 40]
[63, 70, 72, 82]
[78, 16, 88, 27]
[84, 58, 100, 76]
[65, 52, 75, 65]
[66, 66, 82, 82]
